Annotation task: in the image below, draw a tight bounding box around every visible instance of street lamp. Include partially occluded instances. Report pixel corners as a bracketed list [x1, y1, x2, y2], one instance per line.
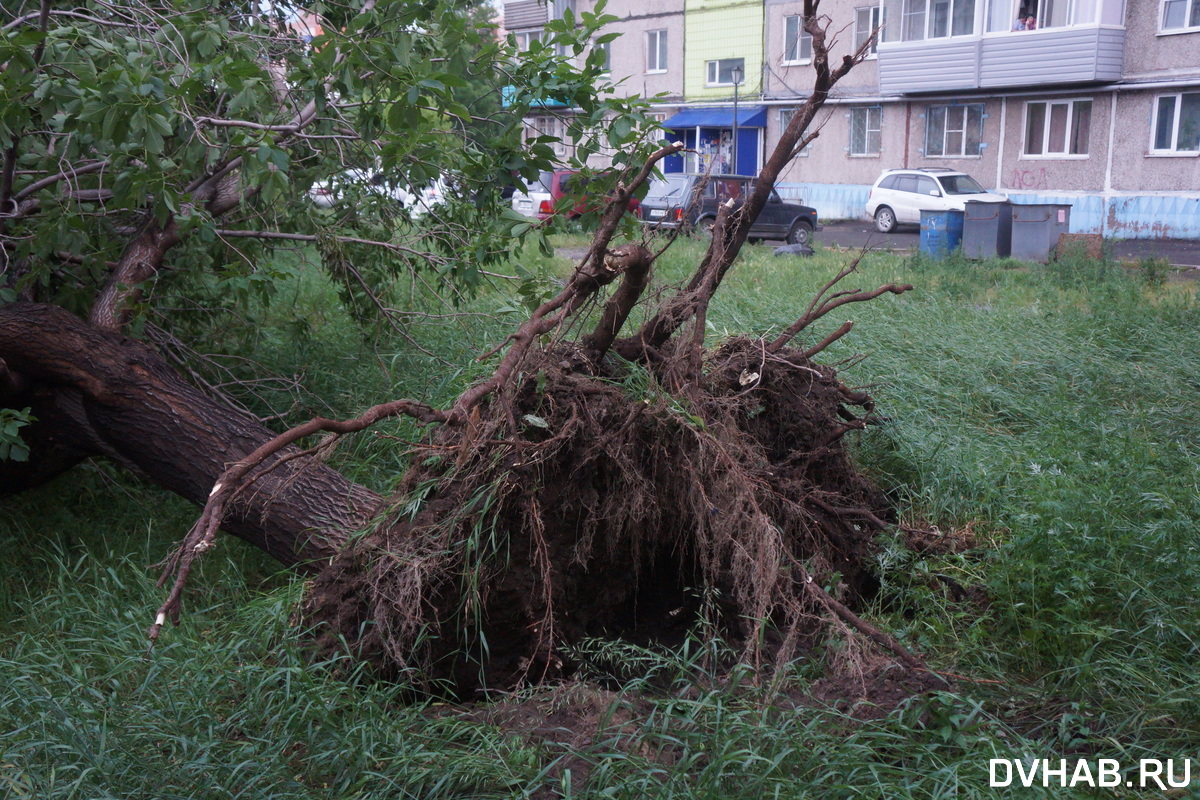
[730, 64, 743, 175]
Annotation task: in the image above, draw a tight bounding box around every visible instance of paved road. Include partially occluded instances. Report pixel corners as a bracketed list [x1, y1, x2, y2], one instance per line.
[810, 219, 1200, 269]
[809, 220, 920, 254]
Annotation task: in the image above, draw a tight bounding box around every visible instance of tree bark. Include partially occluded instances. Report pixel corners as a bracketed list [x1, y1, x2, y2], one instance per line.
[0, 303, 376, 569]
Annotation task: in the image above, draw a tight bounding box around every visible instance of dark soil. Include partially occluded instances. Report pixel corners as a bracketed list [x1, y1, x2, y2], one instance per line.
[449, 663, 949, 796]
[808, 658, 951, 720]
[304, 336, 899, 698]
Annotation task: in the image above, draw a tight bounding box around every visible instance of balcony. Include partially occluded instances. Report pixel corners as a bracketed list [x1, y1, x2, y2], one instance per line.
[878, 26, 1125, 94]
[875, 0, 1126, 94]
[978, 26, 1124, 88]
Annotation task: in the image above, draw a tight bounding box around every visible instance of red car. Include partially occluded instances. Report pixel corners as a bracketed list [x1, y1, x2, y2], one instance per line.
[512, 170, 639, 221]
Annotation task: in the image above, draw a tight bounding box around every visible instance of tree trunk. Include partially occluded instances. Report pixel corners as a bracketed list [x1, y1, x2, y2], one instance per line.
[0, 303, 376, 569]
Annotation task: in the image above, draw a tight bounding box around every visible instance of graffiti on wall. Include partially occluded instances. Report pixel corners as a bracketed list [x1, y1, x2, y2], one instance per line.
[1007, 167, 1050, 191]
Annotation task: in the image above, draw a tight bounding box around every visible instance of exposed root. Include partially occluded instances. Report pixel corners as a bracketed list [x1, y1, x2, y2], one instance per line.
[303, 336, 926, 697]
[147, 4, 924, 695]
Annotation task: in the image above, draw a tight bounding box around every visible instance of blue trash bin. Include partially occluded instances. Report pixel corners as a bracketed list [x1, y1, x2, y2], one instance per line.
[920, 209, 965, 259]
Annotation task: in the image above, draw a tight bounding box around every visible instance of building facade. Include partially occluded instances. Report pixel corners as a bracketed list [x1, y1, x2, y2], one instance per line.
[503, 0, 1200, 237]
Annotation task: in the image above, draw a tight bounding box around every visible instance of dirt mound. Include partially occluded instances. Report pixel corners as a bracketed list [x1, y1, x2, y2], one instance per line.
[304, 336, 895, 697]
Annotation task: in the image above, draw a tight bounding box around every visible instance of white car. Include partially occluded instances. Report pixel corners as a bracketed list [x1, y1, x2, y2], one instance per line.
[309, 170, 446, 219]
[865, 168, 1008, 233]
[510, 170, 555, 219]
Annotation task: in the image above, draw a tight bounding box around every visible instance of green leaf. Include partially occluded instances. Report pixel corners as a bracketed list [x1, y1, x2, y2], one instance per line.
[0, 407, 35, 463]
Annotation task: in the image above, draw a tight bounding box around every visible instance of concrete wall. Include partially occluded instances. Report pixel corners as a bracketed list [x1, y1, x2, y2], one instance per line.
[1110, 89, 1200, 196]
[764, 0, 894, 192]
[763, 0, 882, 97]
[996, 94, 1111, 192]
[586, 0, 687, 102]
[1122, 0, 1200, 77]
[770, 101, 908, 187]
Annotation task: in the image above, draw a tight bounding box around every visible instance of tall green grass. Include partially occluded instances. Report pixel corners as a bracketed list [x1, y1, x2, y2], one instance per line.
[3, 237, 1199, 798]
[704, 243, 1200, 756]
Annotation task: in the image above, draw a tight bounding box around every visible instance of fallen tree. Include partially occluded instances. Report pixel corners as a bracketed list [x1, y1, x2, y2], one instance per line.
[1, 0, 928, 696]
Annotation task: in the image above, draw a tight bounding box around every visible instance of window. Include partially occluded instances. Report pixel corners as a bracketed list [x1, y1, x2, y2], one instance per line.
[855, 6, 884, 53]
[850, 106, 882, 156]
[512, 30, 542, 51]
[939, 173, 987, 193]
[925, 104, 984, 157]
[529, 116, 568, 157]
[706, 58, 745, 87]
[901, 0, 926, 39]
[985, 0, 1103, 31]
[1024, 99, 1091, 156]
[1162, 0, 1200, 30]
[883, 0, 976, 40]
[784, 15, 813, 62]
[646, 29, 668, 73]
[779, 109, 812, 156]
[1151, 92, 1200, 153]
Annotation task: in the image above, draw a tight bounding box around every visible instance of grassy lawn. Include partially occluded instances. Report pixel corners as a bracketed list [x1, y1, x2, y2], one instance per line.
[2, 235, 1198, 798]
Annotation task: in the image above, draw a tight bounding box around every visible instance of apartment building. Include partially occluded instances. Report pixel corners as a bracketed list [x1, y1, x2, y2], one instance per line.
[504, 0, 1199, 237]
[501, 0, 686, 160]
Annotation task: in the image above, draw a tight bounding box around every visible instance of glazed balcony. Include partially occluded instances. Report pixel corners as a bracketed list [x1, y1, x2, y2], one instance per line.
[876, 0, 1126, 93]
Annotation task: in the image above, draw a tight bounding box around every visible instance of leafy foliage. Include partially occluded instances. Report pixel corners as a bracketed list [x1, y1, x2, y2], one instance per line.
[0, 0, 665, 318]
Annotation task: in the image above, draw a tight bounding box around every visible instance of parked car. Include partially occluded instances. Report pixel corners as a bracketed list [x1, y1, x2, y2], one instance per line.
[510, 170, 555, 219]
[511, 169, 640, 222]
[309, 169, 446, 218]
[637, 173, 820, 246]
[865, 168, 1008, 233]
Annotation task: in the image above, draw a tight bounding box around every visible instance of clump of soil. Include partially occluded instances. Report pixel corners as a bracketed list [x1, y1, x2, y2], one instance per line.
[304, 336, 895, 698]
[808, 656, 950, 720]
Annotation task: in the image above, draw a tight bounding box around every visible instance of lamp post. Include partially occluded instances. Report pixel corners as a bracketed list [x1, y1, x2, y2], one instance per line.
[730, 64, 743, 175]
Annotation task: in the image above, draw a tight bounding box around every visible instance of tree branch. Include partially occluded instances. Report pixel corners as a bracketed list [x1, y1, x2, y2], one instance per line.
[0, 0, 51, 227]
[456, 141, 686, 413]
[580, 244, 653, 362]
[802, 320, 854, 359]
[617, 0, 873, 361]
[12, 160, 110, 203]
[149, 395, 450, 643]
[768, 277, 912, 354]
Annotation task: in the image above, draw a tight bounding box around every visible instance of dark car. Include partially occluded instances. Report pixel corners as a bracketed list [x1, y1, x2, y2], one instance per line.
[638, 174, 821, 246]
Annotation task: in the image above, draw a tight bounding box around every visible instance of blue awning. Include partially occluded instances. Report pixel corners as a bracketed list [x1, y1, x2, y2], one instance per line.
[662, 106, 767, 129]
[500, 85, 569, 109]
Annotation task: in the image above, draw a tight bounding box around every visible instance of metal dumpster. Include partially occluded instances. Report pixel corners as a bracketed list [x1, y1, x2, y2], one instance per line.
[1011, 203, 1071, 262]
[920, 209, 964, 259]
[962, 200, 1013, 259]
